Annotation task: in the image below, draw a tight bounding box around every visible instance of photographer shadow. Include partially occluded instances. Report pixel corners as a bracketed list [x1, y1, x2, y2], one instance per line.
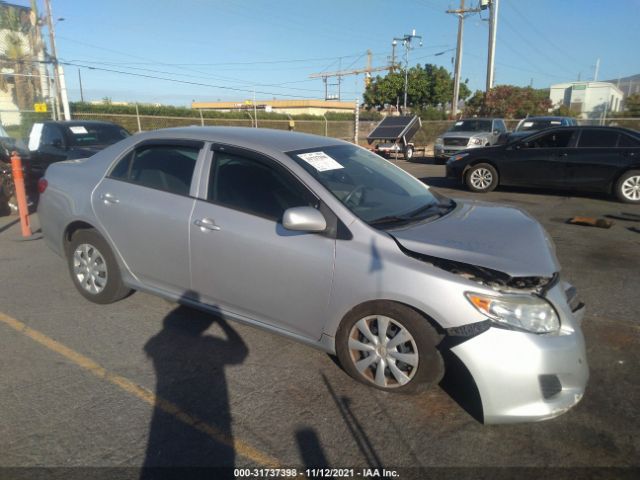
[141, 293, 248, 478]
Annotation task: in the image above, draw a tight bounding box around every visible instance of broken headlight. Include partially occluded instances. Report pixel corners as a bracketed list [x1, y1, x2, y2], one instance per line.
[465, 292, 560, 334]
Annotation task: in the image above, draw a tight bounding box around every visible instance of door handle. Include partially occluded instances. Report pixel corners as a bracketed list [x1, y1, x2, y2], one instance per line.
[557, 152, 568, 157]
[194, 218, 221, 232]
[100, 193, 119, 204]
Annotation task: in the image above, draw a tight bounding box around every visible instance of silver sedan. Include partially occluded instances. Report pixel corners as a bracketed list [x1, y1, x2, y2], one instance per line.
[38, 127, 588, 423]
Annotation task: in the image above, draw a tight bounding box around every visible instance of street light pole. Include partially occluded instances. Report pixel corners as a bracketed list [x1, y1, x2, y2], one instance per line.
[394, 29, 422, 113]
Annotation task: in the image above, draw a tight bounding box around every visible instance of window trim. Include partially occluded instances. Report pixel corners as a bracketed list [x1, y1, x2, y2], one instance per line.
[106, 139, 205, 198]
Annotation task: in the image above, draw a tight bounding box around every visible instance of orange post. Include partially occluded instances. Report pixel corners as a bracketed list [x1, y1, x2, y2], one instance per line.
[10, 151, 32, 237]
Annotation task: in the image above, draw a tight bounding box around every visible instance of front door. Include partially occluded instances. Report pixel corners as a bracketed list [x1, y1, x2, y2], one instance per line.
[189, 145, 335, 340]
[500, 129, 576, 187]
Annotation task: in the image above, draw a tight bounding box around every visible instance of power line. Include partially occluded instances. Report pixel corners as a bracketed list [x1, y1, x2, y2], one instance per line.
[60, 61, 321, 99]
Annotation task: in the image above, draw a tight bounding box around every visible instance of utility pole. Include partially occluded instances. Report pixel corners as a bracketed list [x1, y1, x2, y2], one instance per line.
[447, 0, 480, 118]
[78, 69, 84, 102]
[44, 0, 70, 120]
[310, 48, 396, 100]
[485, 0, 499, 92]
[593, 58, 600, 81]
[393, 30, 422, 112]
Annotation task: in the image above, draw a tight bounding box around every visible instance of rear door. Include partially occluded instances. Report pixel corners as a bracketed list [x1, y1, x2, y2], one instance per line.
[499, 128, 576, 187]
[189, 144, 335, 340]
[564, 129, 627, 191]
[92, 139, 204, 292]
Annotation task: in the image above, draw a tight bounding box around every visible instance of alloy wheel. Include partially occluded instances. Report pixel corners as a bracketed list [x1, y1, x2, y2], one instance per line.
[347, 315, 419, 388]
[470, 167, 493, 190]
[73, 243, 108, 294]
[621, 175, 640, 201]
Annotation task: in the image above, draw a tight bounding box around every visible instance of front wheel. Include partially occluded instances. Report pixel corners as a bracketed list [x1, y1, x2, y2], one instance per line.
[336, 302, 444, 393]
[67, 229, 132, 304]
[615, 170, 640, 204]
[465, 163, 498, 193]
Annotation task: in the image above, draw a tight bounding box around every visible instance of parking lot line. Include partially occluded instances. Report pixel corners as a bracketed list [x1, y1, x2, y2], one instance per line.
[0, 311, 279, 468]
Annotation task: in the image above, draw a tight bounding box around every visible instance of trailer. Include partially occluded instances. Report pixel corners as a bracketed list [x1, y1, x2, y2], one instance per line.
[367, 115, 422, 160]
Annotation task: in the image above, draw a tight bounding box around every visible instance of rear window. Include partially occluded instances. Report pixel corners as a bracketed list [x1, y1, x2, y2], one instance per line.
[65, 124, 130, 147]
[578, 130, 619, 148]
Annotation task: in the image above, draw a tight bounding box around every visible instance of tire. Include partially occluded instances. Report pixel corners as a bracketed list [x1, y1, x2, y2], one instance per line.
[615, 170, 640, 204]
[404, 146, 414, 160]
[465, 163, 498, 193]
[336, 301, 444, 393]
[67, 229, 132, 304]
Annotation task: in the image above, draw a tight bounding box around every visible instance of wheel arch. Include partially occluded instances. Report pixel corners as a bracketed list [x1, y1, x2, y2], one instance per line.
[337, 298, 447, 339]
[462, 158, 500, 178]
[611, 167, 640, 195]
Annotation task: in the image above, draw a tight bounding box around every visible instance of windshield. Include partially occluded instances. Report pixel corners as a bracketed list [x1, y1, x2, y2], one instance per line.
[516, 119, 563, 131]
[449, 120, 492, 132]
[288, 144, 451, 226]
[65, 124, 130, 147]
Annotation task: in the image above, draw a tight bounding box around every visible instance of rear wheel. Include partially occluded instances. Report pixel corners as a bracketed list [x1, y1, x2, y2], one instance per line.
[465, 163, 498, 193]
[336, 301, 443, 393]
[615, 170, 640, 203]
[67, 229, 131, 304]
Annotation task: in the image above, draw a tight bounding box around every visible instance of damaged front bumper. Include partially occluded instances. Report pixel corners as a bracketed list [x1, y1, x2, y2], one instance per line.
[449, 283, 589, 424]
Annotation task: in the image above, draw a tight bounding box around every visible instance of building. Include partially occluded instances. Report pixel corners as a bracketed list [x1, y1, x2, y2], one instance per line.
[549, 81, 624, 120]
[191, 99, 355, 116]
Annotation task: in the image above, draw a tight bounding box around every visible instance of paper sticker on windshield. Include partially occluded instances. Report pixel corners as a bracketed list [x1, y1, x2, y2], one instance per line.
[69, 126, 88, 134]
[550, 121, 561, 125]
[297, 152, 344, 171]
[28, 123, 43, 151]
[455, 121, 464, 126]
[522, 121, 534, 127]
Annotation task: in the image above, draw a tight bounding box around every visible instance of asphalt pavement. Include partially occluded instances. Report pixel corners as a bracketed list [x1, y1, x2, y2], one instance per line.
[0, 160, 638, 478]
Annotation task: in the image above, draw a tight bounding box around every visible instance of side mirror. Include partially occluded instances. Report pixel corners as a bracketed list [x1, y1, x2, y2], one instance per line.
[283, 206, 327, 232]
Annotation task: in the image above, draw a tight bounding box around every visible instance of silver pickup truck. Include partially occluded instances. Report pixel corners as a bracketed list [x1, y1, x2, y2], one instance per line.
[434, 118, 507, 161]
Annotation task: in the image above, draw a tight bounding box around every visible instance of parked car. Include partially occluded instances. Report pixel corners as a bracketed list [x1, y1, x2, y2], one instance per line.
[38, 127, 588, 423]
[434, 118, 507, 162]
[27, 120, 130, 183]
[0, 132, 32, 215]
[508, 116, 577, 142]
[446, 126, 640, 203]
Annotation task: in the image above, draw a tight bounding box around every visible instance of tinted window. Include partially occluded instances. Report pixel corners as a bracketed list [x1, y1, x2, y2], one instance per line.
[42, 125, 65, 146]
[618, 134, 640, 147]
[111, 145, 199, 196]
[524, 130, 574, 149]
[209, 151, 314, 220]
[578, 130, 619, 148]
[65, 123, 130, 147]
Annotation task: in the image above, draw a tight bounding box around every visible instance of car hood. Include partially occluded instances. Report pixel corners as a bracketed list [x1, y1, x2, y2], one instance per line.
[443, 131, 490, 138]
[388, 200, 559, 278]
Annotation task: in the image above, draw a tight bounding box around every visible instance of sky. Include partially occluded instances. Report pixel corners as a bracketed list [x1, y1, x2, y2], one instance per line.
[13, 0, 640, 106]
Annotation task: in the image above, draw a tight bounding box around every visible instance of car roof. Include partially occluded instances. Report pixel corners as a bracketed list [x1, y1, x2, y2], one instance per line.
[522, 116, 571, 120]
[132, 126, 350, 155]
[458, 118, 502, 121]
[44, 120, 124, 127]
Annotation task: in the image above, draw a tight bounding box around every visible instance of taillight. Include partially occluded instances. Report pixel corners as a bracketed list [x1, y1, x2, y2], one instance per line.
[38, 178, 48, 194]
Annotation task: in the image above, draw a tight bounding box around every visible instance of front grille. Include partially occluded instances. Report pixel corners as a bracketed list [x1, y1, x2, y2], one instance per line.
[539, 374, 562, 399]
[444, 137, 469, 146]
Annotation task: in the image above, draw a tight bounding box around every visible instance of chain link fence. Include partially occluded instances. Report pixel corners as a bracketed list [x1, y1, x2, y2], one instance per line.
[3, 110, 640, 155]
